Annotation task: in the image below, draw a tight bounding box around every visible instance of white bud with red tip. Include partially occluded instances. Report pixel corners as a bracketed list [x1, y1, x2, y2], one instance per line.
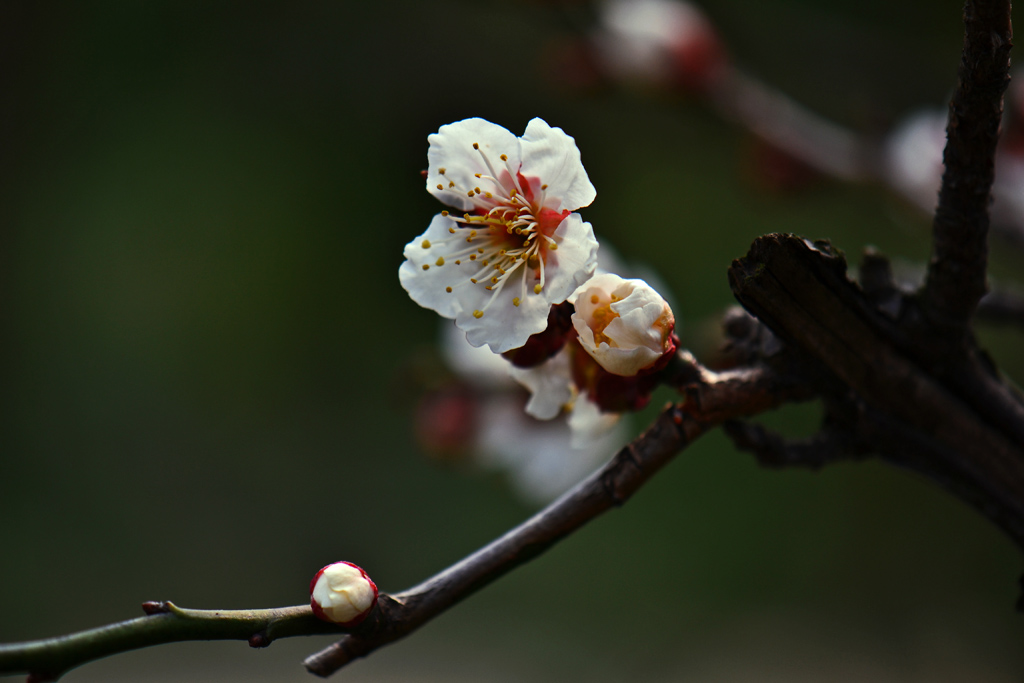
[309, 561, 378, 626]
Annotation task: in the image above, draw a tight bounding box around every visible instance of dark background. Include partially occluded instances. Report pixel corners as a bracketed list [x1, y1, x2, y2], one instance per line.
[2, 1, 1022, 681]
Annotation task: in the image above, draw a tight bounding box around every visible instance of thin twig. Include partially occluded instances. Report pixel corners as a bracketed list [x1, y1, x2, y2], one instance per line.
[0, 603, 346, 681]
[303, 358, 807, 677]
[0, 357, 809, 681]
[723, 421, 866, 470]
[708, 67, 879, 182]
[922, 0, 1013, 332]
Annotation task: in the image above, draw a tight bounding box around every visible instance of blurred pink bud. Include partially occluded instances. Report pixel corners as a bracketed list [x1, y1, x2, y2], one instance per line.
[592, 0, 727, 93]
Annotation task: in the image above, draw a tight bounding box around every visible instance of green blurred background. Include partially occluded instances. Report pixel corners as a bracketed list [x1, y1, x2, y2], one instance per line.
[2, 1, 1023, 681]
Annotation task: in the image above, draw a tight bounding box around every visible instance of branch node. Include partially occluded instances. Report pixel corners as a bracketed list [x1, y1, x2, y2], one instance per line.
[248, 633, 270, 649]
[141, 601, 171, 616]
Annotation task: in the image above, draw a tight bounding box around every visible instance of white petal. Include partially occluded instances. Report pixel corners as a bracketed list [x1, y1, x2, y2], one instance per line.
[440, 320, 517, 389]
[399, 213, 477, 319]
[568, 395, 621, 448]
[508, 350, 574, 420]
[542, 213, 600, 307]
[520, 118, 597, 211]
[568, 271, 621, 305]
[454, 270, 553, 353]
[427, 118, 523, 212]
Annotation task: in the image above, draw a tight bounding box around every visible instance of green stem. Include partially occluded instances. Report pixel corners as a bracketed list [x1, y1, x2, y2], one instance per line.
[0, 602, 346, 680]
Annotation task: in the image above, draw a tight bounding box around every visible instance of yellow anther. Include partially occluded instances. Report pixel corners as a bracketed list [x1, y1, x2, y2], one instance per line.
[466, 237, 473, 243]
[439, 167, 446, 174]
[436, 257, 445, 266]
[473, 142, 480, 150]
[485, 286, 492, 291]
[449, 181, 455, 188]
[474, 173, 482, 178]
[550, 243, 558, 250]
[484, 192, 492, 198]
[527, 254, 541, 269]
[422, 239, 431, 249]
[446, 286, 453, 293]
[541, 184, 548, 190]
[471, 278, 478, 283]
[473, 310, 484, 318]
[449, 227, 456, 234]
[474, 187, 481, 193]
[467, 190, 474, 197]
[490, 277, 498, 284]
[455, 260, 461, 265]
[470, 254, 477, 261]
[534, 284, 543, 294]
[422, 264, 430, 271]
[590, 295, 599, 304]
[436, 184, 443, 190]
[513, 297, 521, 307]
[499, 154, 507, 161]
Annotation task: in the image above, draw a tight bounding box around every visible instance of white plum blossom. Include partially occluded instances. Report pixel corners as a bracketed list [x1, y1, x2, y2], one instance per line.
[400, 118, 599, 354]
[476, 394, 627, 504]
[431, 320, 627, 505]
[570, 273, 675, 376]
[508, 345, 623, 446]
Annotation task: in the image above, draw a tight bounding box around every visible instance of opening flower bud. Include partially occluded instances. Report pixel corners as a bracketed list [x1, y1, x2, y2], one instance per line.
[309, 561, 378, 626]
[570, 273, 675, 376]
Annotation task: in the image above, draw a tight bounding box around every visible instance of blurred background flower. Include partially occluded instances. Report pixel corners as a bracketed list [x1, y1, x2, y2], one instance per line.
[1, 1, 1022, 681]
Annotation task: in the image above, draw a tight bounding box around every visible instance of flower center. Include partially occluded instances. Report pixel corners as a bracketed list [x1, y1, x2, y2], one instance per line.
[586, 293, 622, 346]
[425, 143, 571, 319]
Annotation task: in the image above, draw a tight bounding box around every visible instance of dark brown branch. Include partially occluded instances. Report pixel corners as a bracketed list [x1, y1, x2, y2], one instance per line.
[723, 421, 866, 470]
[303, 358, 808, 677]
[922, 0, 1013, 332]
[729, 233, 1024, 547]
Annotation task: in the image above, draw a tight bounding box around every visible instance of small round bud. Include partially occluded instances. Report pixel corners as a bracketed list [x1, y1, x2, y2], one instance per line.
[570, 273, 675, 376]
[309, 561, 378, 626]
